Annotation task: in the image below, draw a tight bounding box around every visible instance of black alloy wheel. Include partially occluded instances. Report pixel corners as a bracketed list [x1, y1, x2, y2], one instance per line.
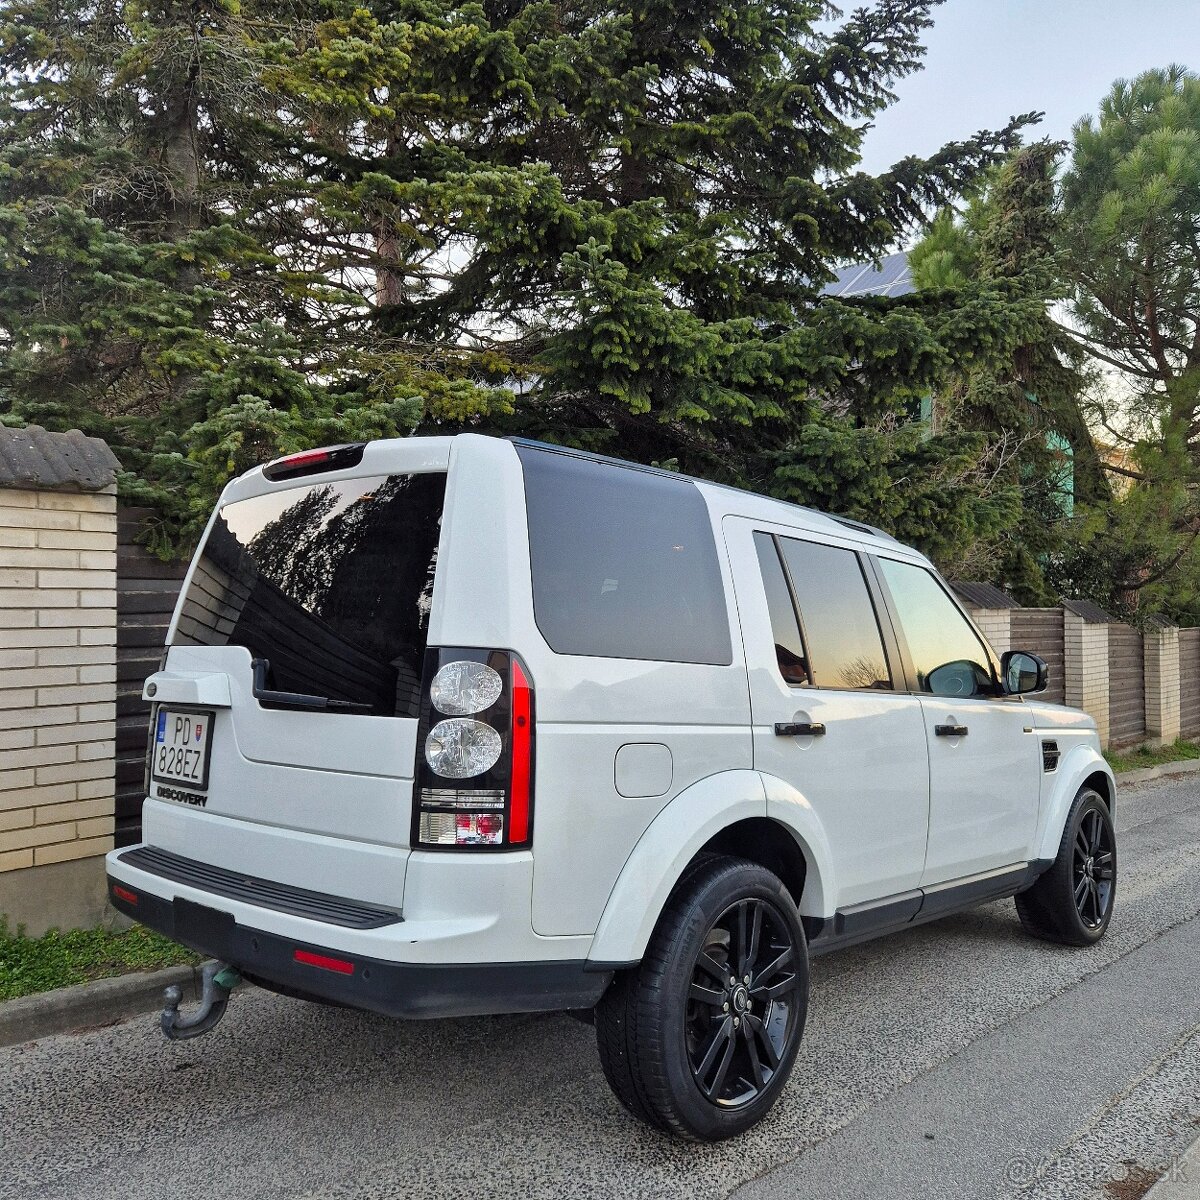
[594, 856, 809, 1141]
[686, 897, 802, 1107]
[1072, 805, 1115, 929]
[1015, 786, 1116, 946]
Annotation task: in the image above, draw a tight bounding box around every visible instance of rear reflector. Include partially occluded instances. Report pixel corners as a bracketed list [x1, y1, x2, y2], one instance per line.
[112, 884, 138, 906]
[293, 948, 355, 975]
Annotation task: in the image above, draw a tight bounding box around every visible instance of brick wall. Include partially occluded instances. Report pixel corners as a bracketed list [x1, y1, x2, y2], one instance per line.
[0, 486, 117, 875]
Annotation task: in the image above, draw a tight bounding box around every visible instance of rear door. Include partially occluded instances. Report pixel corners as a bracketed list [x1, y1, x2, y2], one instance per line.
[726, 519, 931, 909]
[156, 442, 451, 847]
[871, 556, 1041, 884]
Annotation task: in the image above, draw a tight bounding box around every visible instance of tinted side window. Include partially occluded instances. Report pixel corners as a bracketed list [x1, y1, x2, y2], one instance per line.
[877, 558, 995, 698]
[753, 533, 810, 685]
[518, 447, 732, 665]
[778, 537, 892, 690]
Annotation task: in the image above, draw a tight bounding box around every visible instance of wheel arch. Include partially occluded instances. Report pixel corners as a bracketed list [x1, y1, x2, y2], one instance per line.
[1034, 744, 1117, 863]
[586, 770, 833, 967]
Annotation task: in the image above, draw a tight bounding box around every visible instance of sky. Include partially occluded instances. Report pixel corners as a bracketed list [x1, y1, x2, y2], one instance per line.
[857, 0, 1200, 177]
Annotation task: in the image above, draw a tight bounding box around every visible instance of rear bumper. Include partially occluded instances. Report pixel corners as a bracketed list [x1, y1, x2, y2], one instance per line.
[108, 876, 611, 1019]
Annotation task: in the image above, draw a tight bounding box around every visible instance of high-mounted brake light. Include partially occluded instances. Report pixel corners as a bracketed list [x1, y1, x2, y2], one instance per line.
[414, 649, 535, 851]
[262, 443, 366, 482]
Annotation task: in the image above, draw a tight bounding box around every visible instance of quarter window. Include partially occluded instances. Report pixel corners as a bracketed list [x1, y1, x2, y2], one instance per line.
[518, 446, 732, 665]
[777, 537, 893, 691]
[877, 558, 995, 698]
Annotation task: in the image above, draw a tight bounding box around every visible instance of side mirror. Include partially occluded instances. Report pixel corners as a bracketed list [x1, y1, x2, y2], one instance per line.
[1001, 650, 1048, 695]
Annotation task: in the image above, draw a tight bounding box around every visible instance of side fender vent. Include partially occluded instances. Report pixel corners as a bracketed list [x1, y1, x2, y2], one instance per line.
[1042, 739, 1061, 773]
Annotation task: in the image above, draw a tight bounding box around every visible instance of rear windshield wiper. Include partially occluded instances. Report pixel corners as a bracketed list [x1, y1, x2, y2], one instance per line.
[251, 658, 374, 713]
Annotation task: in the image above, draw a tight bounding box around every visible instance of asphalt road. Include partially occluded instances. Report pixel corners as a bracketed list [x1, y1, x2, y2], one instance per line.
[5, 775, 1200, 1200]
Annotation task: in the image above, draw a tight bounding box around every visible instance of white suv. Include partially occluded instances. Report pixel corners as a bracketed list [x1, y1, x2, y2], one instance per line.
[107, 434, 1117, 1140]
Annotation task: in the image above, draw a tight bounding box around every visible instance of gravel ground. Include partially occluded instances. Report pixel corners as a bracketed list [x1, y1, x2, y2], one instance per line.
[4, 775, 1199, 1200]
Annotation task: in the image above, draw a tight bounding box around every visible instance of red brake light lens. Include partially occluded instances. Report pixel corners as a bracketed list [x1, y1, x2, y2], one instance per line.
[509, 659, 533, 844]
[262, 443, 366, 482]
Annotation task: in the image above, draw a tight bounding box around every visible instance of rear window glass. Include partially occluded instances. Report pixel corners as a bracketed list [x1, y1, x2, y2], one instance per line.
[174, 472, 446, 717]
[517, 447, 732, 665]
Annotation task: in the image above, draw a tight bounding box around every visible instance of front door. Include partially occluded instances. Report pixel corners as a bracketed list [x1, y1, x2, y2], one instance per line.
[872, 557, 1042, 884]
[725, 519, 930, 909]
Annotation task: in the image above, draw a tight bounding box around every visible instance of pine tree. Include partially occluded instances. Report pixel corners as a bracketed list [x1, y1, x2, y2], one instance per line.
[0, 0, 1041, 558]
[909, 143, 1112, 599]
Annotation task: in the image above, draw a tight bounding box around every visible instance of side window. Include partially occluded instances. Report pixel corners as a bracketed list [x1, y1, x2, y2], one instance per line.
[777, 537, 893, 691]
[753, 533, 810, 685]
[877, 558, 995, 698]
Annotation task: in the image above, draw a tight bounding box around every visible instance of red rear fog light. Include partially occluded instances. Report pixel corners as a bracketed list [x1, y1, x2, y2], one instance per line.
[112, 885, 138, 906]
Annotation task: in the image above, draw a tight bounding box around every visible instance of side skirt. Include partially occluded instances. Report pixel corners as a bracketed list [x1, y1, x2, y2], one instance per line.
[806, 860, 1054, 957]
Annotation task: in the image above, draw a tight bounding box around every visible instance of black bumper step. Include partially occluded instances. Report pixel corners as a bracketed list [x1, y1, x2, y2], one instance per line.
[117, 845, 402, 929]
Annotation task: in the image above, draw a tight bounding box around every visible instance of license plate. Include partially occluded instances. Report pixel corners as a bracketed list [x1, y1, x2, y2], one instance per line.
[152, 708, 214, 792]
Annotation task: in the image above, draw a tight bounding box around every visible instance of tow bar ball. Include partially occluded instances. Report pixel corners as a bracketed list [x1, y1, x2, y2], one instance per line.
[161, 961, 242, 1041]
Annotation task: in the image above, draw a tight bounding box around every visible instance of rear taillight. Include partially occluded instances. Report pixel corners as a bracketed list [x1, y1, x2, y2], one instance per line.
[414, 649, 535, 851]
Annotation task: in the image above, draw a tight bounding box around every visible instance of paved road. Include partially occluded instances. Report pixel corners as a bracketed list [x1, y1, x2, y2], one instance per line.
[5, 776, 1200, 1200]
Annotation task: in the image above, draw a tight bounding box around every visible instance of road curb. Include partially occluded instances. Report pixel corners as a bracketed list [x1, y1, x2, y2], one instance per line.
[0, 963, 202, 1049]
[1116, 758, 1200, 786]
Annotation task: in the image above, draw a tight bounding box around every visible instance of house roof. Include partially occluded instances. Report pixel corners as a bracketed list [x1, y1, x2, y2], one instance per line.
[0, 425, 121, 493]
[820, 252, 915, 299]
[951, 580, 1021, 610]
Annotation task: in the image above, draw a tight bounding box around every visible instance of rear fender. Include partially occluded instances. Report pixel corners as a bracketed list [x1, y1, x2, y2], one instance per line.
[587, 770, 834, 966]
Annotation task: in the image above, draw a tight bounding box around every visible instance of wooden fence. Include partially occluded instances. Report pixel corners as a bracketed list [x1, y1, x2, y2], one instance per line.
[115, 508, 187, 847]
[1010, 608, 1066, 706]
[1181, 628, 1200, 739]
[1107, 624, 1147, 747]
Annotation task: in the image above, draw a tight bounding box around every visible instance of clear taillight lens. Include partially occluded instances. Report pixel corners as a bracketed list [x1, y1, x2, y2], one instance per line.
[425, 718, 502, 778]
[430, 660, 503, 716]
[419, 810, 505, 846]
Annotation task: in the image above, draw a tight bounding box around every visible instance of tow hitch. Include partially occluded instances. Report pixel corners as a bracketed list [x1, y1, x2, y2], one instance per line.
[161, 962, 242, 1040]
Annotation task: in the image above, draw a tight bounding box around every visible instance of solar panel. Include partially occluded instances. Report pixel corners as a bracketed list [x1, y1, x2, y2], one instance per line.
[819, 252, 914, 299]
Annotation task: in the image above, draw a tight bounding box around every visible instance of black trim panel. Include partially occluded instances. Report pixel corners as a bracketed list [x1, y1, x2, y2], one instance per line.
[118, 846, 402, 930]
[108, 878, 611, 1019]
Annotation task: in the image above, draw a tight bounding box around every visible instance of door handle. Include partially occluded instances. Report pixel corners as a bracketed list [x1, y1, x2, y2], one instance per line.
[934, 723, 969, 737]
[775, 722, 826, 737]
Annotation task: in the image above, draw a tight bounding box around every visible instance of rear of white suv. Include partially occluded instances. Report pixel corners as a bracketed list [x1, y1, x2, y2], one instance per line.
[106, 434, 611, 1017]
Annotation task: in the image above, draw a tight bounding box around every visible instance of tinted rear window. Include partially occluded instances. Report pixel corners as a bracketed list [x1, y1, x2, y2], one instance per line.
[517, 447, 732, 665]
[174, 472, 445, 716]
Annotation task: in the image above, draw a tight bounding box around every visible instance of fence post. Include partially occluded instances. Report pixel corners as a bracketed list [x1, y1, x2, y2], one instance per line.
[1143, 620, 1180, 746]
[1064, 606, 1110, 748]
[0, 427, 121, 935]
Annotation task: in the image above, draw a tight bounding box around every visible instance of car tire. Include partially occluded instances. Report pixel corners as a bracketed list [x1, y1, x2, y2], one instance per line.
[594, 855, 809, 1141]
[1015, 787, 1116, 946]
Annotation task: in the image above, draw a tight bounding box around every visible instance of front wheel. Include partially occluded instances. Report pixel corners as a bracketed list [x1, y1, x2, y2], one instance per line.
[1015, 787, 1116, 946]
[594, 856, 809, 1141]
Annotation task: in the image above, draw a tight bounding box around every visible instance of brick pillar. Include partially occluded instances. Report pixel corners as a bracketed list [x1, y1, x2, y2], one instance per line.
[1144, 623, 1180, 745]
[970, 607, 1012, 657]
[1064, 608, 1110, 747]
[0, 427, 120, 934]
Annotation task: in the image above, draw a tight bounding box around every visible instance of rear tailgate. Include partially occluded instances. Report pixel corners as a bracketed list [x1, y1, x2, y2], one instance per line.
[143, 438, 453, 851]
